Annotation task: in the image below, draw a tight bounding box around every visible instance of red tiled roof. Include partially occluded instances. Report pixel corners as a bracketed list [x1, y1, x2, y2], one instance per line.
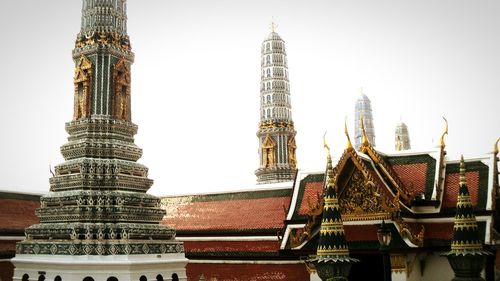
[184, 241, 279, 253]
[392, 163, 428, 195]
[442, 171, 479, 208]
[0, 198, 39, 231]
[186, 263, 309, 281]
[297, 181, 323, 216]
[162, 189, 291, 232]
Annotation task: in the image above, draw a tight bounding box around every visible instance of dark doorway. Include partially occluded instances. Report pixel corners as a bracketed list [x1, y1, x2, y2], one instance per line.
[349, 253, 384, 281]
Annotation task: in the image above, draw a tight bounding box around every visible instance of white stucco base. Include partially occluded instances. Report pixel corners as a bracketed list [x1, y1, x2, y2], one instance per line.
[11, 253, 188, 281]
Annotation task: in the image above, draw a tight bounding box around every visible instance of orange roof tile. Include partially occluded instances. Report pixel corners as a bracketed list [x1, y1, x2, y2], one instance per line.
[162, 188, 292, 233]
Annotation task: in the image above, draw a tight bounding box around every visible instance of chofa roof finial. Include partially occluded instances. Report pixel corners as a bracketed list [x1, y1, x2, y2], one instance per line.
[345, 117, 353, 149]
[440, 117, 448, 148]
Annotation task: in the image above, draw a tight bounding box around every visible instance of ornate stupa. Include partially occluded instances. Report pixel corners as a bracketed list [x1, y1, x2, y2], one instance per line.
[442, 156, 491, 280]
[12, 1, 187, 280]
[310, 142, 357, 280]
[255, 21, 298, 184]
[354, 89, 376, 150]
[395, 120, 411, 151]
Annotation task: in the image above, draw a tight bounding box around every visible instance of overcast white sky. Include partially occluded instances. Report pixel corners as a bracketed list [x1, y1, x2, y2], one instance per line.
[0, 0, 498, 196]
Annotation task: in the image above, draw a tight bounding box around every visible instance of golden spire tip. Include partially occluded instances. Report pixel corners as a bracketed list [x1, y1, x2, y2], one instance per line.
[459, 155, 466, 185]
[344, 117, 353, 149]
[494, 137, 500, 155]
[440, 116, 448, 148]
[323, 131, 331, 159]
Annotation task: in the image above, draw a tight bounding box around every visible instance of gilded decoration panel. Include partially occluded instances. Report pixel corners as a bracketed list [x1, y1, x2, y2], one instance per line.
[338, 168, 393, 221]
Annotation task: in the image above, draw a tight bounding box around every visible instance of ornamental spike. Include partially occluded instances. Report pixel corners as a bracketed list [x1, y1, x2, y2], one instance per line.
[440, 117, 448, 148]
[460, 155, 466, 186]
[344, 117, 353, 149]
[360, 112, 369, 146]
[494, 137, 499, 155]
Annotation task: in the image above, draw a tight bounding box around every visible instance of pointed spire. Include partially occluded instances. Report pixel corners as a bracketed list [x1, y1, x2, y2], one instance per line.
[440, 117, 448, 148]
[494, 137, 499, 155]
[256, 24, 296, 183]
[270, 17, 277, 33]
[445, 156, 489, 255]
[345, 117, 353, 149]
[315, 141, 351, 259]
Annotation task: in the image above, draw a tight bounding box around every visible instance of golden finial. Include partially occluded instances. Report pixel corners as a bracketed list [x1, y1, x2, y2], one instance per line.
[360, 112, 369, 146]
[440, 117, 448, 148]
[459, 155, 466, 186]
[270, 17, 277, 33]
[323, 131, 331, 159]
[323, 131, 335, 187]
[494, 137, 500, 155]
[344, 117, 353, 149]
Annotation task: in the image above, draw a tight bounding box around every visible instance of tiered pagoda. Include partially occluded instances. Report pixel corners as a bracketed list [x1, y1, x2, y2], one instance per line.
[354, 89, 376, 149]
[255, 23, 298, 183]
[12, 1, 187, 280]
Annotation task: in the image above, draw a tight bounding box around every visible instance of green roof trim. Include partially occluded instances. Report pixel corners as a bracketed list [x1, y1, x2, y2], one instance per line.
[292, 173, 325, 220]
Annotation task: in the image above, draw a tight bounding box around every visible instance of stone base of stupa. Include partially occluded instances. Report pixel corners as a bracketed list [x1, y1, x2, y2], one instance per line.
[12, 253, 188, 281]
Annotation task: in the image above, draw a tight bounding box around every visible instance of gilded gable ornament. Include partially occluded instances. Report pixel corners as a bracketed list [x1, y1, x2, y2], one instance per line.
[339, 169, 387, 219]
[73, 55, 93, 120]
[112, 58, 131, 121]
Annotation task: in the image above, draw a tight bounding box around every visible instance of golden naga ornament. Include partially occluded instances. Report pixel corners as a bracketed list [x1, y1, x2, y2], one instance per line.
[73, 55, 93, 120]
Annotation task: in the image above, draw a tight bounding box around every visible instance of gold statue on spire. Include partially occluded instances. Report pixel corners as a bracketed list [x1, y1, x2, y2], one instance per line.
[345, 117, 353, 149]
[494, 137, 499, 155]
[440, 117, 448, 148]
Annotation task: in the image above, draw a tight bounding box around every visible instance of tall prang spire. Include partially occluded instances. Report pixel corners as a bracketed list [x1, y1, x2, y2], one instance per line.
[395, 120, 411, 151]
[354, 88, 376, 150]
[12, 1, 187, 280]
[79, 0, 128, 36]
[73, 0, 133, 120]
[255, 23, 298, 184]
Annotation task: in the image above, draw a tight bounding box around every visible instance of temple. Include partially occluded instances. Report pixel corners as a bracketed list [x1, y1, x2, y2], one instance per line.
[162, 119, 500, 280]
[255, 23, 298, 184]
[1, 3, 499, 281]
[10, 1, 187, 280]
